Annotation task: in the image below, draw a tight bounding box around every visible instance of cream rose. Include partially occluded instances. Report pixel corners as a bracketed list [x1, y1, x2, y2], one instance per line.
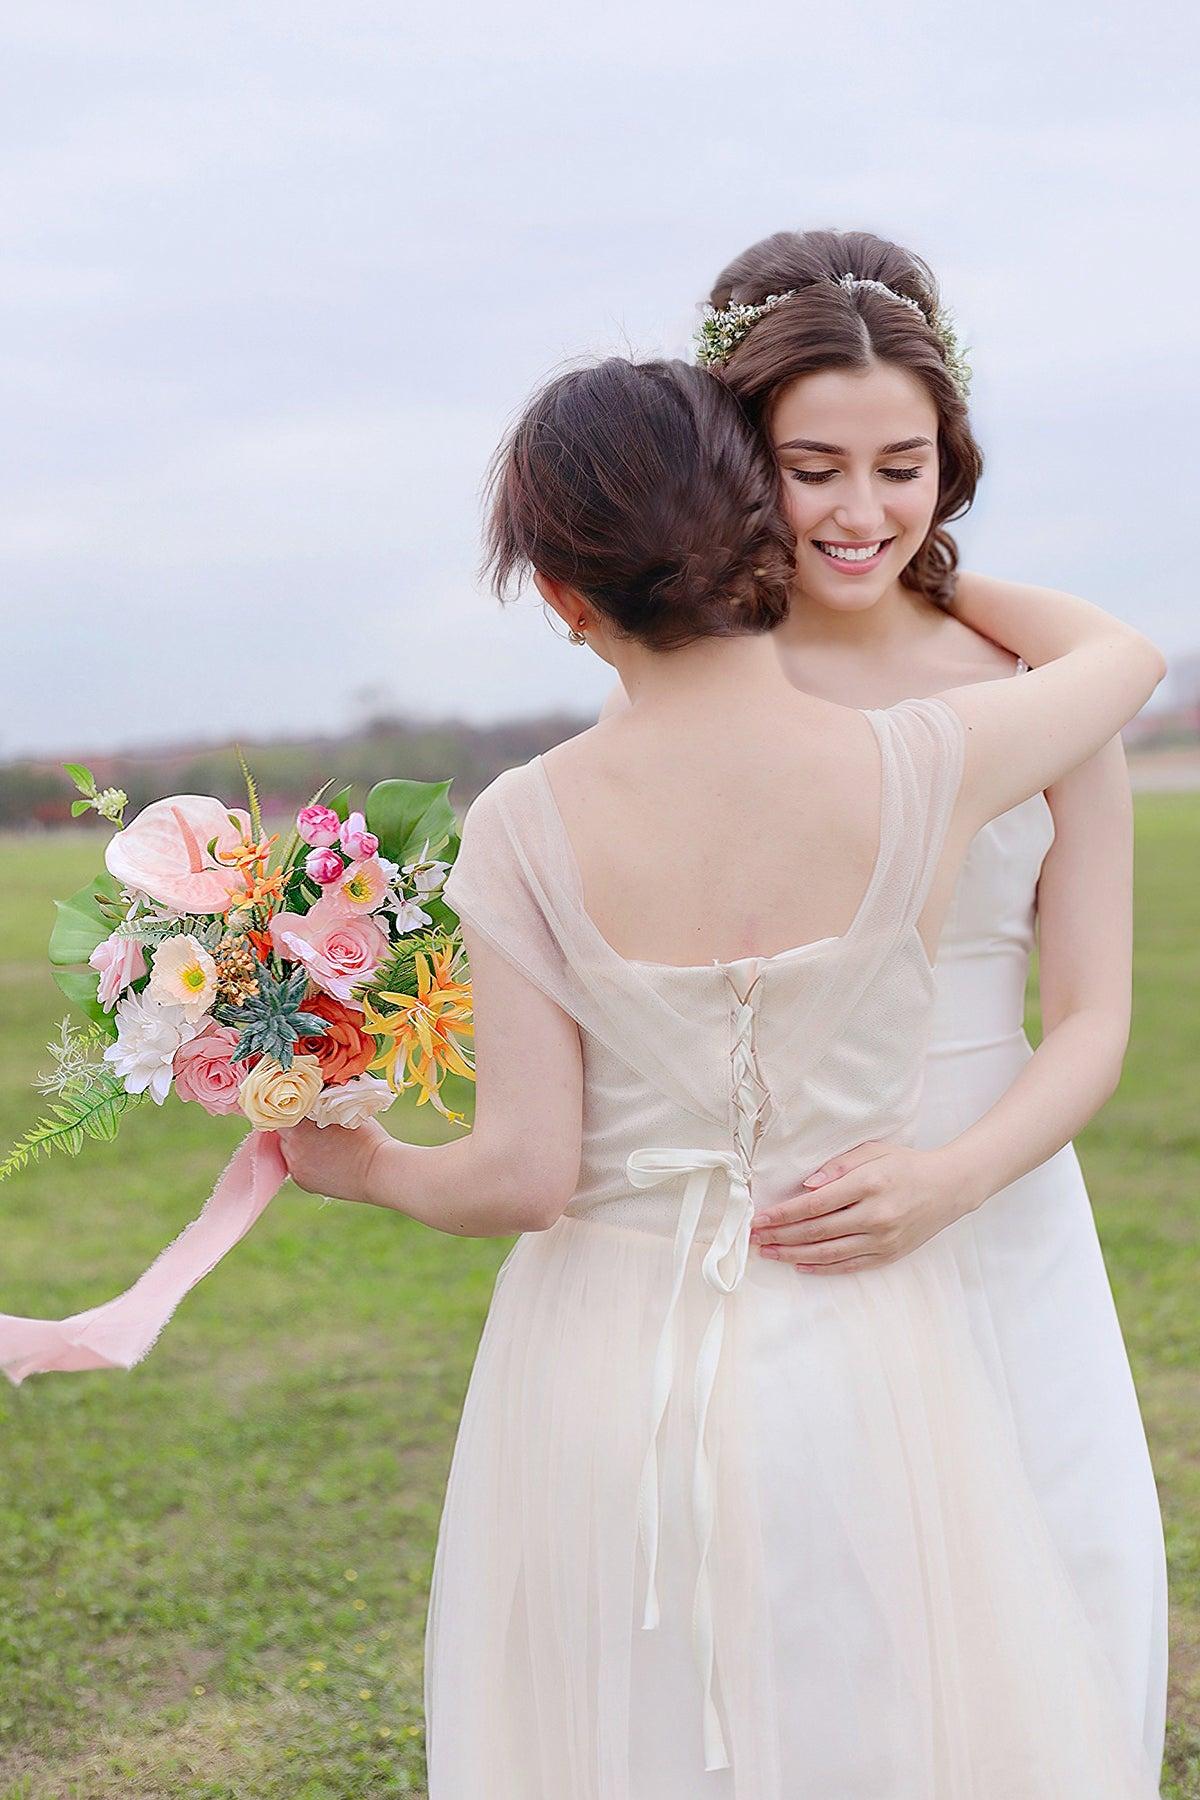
[237, 1053, 324, 1129]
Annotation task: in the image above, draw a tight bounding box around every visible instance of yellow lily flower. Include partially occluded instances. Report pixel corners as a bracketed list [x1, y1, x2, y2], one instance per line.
[363, 944, 475, 1122]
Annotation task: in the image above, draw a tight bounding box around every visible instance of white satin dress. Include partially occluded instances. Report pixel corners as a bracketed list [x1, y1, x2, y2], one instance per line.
[914, 780, 1169, 1773]
[423, 696, 1162, 1799]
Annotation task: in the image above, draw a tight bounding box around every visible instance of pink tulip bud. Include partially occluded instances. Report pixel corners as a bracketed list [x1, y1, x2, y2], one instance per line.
[296, 804, 341, 848]
[338, 810, 379, 861]
[305, 846, 345, 885]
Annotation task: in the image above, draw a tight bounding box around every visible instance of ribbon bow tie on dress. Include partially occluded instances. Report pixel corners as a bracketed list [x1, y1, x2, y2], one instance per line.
[624, 1144, 755, 1774]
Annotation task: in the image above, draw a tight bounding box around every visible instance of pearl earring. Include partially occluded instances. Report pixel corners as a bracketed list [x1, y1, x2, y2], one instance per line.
[568, 621, 587, 645]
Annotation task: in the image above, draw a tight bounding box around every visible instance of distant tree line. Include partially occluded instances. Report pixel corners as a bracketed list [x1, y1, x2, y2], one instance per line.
[0, 711, 594, 829]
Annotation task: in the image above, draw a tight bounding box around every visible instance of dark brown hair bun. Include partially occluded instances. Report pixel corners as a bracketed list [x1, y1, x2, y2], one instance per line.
[482, 357, 795, 650]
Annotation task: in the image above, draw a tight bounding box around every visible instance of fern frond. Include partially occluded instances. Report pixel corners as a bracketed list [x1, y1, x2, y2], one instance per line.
[367, 929, 456, 1004]
[0, 1074, 143, 1182]
[233, 744, 263, 840]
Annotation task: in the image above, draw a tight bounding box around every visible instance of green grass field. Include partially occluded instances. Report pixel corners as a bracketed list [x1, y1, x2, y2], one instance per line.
[1, 809, 1197, 1799]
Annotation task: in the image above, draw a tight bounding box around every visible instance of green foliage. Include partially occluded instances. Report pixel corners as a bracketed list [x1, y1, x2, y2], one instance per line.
[111, 912, 224, 951]
[47, 870, 128, 1038]
[235, 744, 263, 839]
[365, 778, 455, 867]
[217, 964, 330, 1070]
[0, 1068, 142, 1181]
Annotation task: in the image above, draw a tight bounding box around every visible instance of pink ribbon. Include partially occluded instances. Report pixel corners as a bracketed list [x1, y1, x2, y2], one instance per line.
[0, 1130, 288, 1388]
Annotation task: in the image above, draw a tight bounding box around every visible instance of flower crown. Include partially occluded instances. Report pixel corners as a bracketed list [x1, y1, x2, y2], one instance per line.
[693, 272, 973, 402]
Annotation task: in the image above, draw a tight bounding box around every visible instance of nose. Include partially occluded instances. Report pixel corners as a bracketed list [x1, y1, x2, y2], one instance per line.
[830, 474, 887, 539]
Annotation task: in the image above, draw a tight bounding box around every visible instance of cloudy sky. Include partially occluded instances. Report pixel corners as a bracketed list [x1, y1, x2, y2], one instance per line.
[1, 0, 1196, 758]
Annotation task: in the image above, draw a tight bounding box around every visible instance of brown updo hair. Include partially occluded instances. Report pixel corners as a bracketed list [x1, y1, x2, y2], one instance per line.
[483, 356, 795, 650]
[709, 229, 983, 610]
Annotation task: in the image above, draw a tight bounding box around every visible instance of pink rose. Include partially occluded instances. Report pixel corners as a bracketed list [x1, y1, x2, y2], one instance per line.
[105, 795, 252, 913]
[338, 811, 379, 862]
[88, 932, 147, 1010]
[297, 804, 341, 848]
[268, 897, 388, 1007]
[172, 1022, 247, 1115]
[305, 846, 344, 885]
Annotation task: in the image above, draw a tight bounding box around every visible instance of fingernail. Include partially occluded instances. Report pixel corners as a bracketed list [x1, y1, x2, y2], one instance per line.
[759, 1245, 779, 1258]
[751, 1213, 771, 1228]
[804, 1172, 829, 1188]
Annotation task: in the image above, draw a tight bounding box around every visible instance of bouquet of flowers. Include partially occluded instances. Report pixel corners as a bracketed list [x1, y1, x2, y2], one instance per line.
[0, 758, 474, 1387]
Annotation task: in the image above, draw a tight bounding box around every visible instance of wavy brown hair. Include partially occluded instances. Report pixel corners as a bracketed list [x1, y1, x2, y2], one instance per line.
[483, 357, 795, 650]
[709, 228, 983, 610]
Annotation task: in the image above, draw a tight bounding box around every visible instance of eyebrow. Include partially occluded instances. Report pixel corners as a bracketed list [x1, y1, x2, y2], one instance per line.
[775, 436, 935, 456]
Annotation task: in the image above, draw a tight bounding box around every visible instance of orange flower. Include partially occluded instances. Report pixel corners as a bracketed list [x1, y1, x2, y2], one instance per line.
[363, 944, 474, 1121]
[295, 993, 378, 1086]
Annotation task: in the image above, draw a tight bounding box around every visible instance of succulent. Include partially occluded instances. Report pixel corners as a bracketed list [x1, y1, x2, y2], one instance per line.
[217, 964, 329, 1070]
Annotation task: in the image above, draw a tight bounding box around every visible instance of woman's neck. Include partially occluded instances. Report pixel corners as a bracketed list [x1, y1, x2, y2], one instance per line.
[606, 630, 801, 721]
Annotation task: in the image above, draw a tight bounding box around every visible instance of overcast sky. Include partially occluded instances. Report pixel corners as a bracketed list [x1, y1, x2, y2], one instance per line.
[1, 0, 1196, 758]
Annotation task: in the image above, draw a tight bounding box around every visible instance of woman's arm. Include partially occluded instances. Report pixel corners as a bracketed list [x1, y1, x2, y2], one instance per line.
[278, 921, 584, 1236]
[934, 733, 1134, 1193]
[938, 573, 1165, 833]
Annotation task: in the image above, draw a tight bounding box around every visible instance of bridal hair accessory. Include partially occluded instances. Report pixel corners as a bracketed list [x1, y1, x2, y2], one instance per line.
[693, 275, 972, 401]
[0, 756, 476, 1386]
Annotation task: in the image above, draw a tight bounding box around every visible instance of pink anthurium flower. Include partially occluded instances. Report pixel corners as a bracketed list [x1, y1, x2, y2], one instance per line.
[105, 795, 252, 913]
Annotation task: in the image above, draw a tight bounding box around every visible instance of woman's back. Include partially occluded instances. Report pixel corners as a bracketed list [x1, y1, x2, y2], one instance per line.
[542, 639, 900, 970]
[445, 691, 965, 1227]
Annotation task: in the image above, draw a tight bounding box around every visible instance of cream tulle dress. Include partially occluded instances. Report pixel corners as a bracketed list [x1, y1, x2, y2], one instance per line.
[915, 673, 1168, 1772]
[424, 696, 1161, 1799]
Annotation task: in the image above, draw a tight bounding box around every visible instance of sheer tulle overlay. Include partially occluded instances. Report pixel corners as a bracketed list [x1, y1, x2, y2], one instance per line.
[426, 697, 1162, 1798]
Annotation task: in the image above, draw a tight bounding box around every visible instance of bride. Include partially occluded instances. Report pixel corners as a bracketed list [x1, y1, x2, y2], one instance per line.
[280, 352, 1165, 1796]
[602, 226, 1169, 1772]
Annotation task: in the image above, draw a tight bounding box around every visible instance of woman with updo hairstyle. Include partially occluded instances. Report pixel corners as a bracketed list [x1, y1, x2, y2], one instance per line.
[606, 228, 1168, 1781]
[280, 350, 1166, 1796]
[483, 356, 795, 649]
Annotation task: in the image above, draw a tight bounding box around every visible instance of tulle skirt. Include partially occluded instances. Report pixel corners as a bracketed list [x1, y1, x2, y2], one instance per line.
[423, 1209, 1161, 1799]
[917, 1034, 1169, 1768]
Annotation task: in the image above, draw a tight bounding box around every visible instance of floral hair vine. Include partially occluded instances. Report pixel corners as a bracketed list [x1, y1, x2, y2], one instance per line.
[693, 273, 973, 402]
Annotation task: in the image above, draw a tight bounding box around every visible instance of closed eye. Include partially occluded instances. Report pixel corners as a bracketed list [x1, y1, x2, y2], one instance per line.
[788, 466, 925, 485]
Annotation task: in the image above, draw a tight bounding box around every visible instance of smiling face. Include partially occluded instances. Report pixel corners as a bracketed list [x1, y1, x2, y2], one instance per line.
[771, 360, 940, 612]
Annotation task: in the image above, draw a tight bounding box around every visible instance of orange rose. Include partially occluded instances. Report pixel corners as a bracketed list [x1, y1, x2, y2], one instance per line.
[295, 993, 377, 1086]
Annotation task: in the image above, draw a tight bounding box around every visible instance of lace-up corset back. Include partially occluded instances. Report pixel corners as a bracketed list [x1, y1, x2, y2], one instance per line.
[442, 695, 968, 1233]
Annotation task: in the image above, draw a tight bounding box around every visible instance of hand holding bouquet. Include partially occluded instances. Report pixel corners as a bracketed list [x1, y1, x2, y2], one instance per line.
[0, 759, 475, 1386]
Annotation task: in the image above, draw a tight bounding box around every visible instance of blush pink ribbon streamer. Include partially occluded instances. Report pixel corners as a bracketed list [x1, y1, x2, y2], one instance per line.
[0, 1129, 289, 1388]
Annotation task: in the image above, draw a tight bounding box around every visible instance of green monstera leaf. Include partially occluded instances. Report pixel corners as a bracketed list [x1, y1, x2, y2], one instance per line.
[48, 871, 127, 1039]
[365, 779, 457, 868]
